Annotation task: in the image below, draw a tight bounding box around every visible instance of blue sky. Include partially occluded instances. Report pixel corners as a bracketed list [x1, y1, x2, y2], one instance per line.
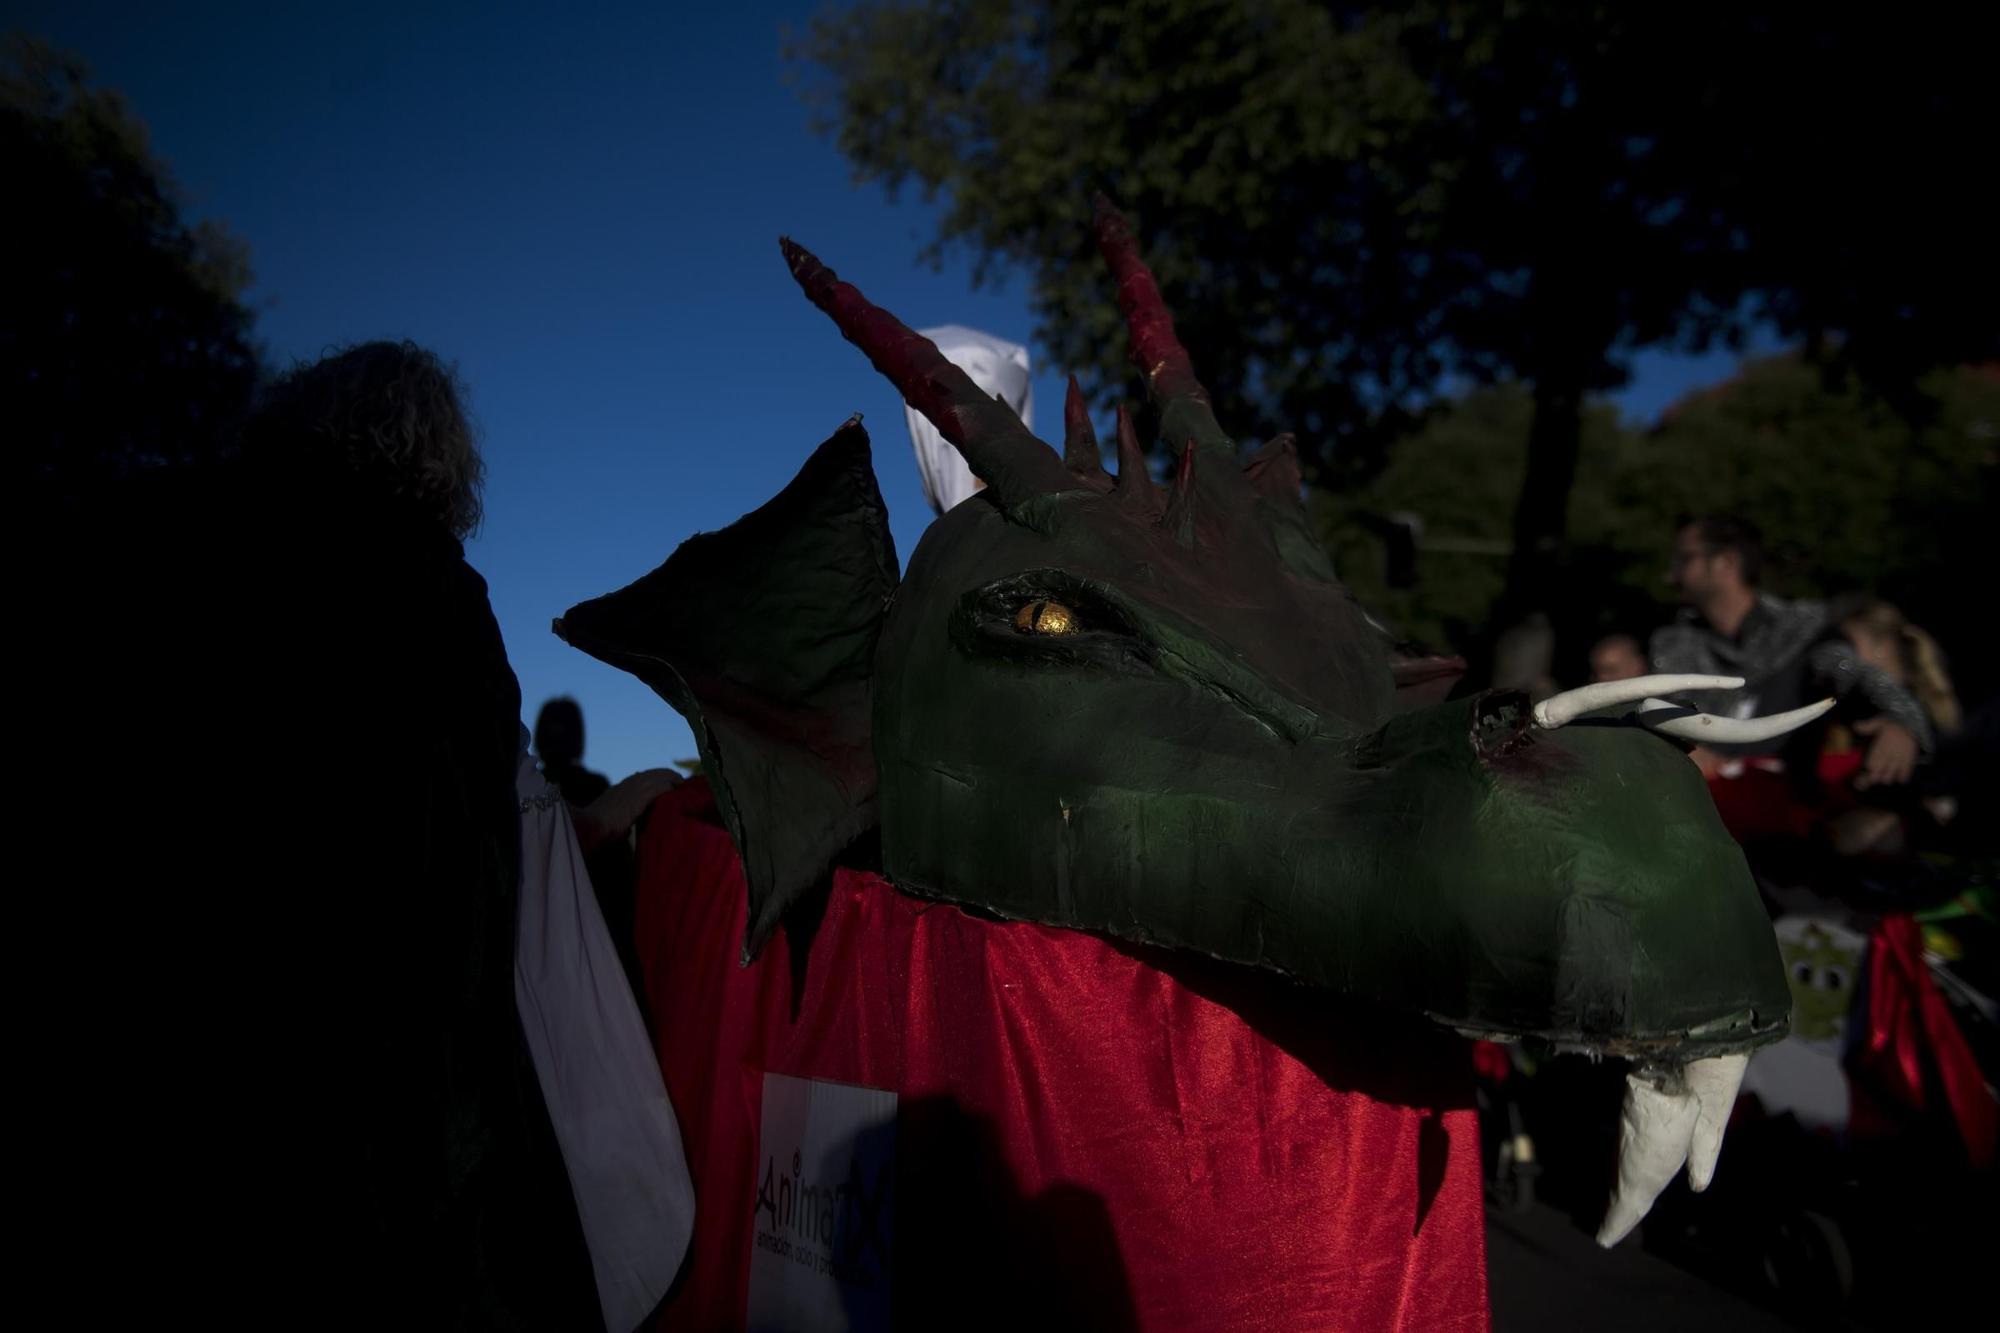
[18, 2, 1769, 780]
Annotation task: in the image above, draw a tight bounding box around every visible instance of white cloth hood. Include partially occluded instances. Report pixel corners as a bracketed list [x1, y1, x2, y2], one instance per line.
[906, 324, 1033, 516]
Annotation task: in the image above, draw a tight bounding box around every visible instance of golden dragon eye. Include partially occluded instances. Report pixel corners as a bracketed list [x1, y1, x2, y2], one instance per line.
[1014, 599, 1079, 635]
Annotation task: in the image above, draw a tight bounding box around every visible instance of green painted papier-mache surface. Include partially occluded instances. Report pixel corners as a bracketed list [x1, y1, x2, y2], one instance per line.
[555, 417, 898, 960]
[873, 457, 1786, 1059]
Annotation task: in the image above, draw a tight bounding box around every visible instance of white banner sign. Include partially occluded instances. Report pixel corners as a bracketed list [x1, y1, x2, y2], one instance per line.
[746, 1073, 897, 1333]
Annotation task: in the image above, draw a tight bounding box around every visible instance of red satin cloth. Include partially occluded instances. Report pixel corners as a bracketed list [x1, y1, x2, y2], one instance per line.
[1849, 914, 1998, 1169]
[1702, 750, 1874, 844]
[636, 782, 1488, 1331]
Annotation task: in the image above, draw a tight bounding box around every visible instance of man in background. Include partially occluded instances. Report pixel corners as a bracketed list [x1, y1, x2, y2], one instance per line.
[1651, 515, 1929, 789]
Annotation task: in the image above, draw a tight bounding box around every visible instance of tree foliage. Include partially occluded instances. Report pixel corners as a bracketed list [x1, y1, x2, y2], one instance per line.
[795, 1, 1996, 617]
[1321, 362, 1999, 697]
[4, 35, 262, 488]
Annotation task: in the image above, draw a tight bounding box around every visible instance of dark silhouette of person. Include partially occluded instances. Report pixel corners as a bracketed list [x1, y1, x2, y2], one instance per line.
[24, 340, 596, 1327]
[534, 695, 652, 1007]
[533, 697, 610, 805]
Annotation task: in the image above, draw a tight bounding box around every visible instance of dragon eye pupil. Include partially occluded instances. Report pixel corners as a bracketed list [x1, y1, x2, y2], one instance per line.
[1014, 600, 1079, 635]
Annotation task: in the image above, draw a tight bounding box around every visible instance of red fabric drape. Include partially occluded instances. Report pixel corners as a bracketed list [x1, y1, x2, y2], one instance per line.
[1849, 914, 1998, 1169]
[1700, 751, 1873, 843]
[636, 782, 1488, 1331]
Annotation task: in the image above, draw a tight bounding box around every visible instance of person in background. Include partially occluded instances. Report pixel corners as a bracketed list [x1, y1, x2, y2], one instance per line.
[245, 341, 602, 1324]
[1824, 599, 1967, 854]
[533, 694, 679, 1007]
[1491, 611, 1558, 702]
[1587, 633, 1648, 684]
[1651, 515, 1932, 790]
[535, 696, 610, 805]
[1836, 600, 1962, 739]
[27, 340, 600, 1325]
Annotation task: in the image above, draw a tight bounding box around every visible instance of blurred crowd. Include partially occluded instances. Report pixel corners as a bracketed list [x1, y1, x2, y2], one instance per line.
[1506, 514, 1991, 865]
[1476, 515, 1996, 1324]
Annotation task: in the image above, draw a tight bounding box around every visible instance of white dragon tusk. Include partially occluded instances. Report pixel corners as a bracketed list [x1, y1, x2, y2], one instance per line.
[1686, 1054, 1749, 1192]
[1636, 696, 1835, 744]
[1532, 675, 1744, 729]
[1598, 1054, 1750, 1247]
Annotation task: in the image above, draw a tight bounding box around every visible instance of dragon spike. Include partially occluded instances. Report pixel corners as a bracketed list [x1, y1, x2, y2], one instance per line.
[1092, 195, 1233, 454]
[1112, 403, 1159, 507]
[1062, 375, 1106, 477]
[780, 236, 1079, 507]
[1242, 433, 1304, 506]
[1160, 441, 1198, 545]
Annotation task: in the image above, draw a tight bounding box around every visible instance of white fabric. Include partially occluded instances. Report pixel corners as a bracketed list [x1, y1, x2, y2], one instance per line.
[515, 750, 694, 1332]
[906, 324, 1033, 516]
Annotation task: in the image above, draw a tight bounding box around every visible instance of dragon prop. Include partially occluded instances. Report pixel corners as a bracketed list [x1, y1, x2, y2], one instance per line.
[557, 198, 1813, 1249]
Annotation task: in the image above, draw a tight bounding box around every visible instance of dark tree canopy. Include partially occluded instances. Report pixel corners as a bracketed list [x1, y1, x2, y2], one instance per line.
[794, 2, 1996, 614]
[4, 36, 262, 489]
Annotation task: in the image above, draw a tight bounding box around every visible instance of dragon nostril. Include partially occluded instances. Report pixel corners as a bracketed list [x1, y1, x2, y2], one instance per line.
[1472, 689, 1535, 759]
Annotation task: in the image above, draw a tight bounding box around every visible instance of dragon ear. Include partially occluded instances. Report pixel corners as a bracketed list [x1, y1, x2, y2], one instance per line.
[555, 417, 899, 960]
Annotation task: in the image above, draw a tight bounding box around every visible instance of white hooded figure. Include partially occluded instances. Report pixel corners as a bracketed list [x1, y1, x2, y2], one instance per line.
[906, 325, 1033, 516]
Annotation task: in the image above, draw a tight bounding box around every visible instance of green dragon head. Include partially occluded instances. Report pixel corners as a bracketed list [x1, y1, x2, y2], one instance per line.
[557, 198, 1814, 1246]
